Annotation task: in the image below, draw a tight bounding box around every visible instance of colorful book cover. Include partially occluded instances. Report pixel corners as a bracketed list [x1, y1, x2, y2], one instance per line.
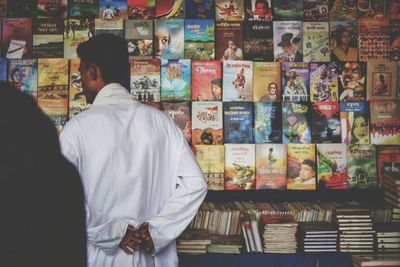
[192, 101, 223, 145]
[282, 62, 309, 102]
[8, 59, 37, 98]
[0, 0, 7, 18]
[0, 58, 7, 81]
[215, 21, 244, 60]
[254, 102, 282, 143]
[376, 145, 400, 186]
[391, 20, 400, 62]
[154, 19, 184, 59]
[156, 0, 184, 19]
[347, 144, 377, 189]
[191, 60, 222, 101]
[184, 19, 215, 60]
[357, 0, 389, 19]
[127, 0, 155, 19]
[330, 21, 358, 62]
[303, 0, 329, 21]
[255, 144, 286, 190]
[244, 21, 273, 61]
[37, 0, 68, 19]
[160, 59, 191, 101]
[253, 62, 281, 102]
[223, 102, 253, 144]
[215, 0, 245, 21]
[7, 0, 36, 17]
[273, 0, 303, 20]
[282, 102, 312, 144]
[33, 18, 64, 58]
[311, 101, 341, 143]
[2, 18, 32, 58]
[370, 100, 400, 144]
[99, 0, 127, 20]
[273, 21, 303, 62]
[69, 58, 90, 119]
[37, 58, 69, 132]
[195, 145, 225, 190]
[185, 0, 214, 19]
[287, 144, 316, 190]
[359, 18, 390, 61]
[69, 0, 98, 18]
[338, 61, 366, 101]
[340, 101, 370, 144]
[329, 0, 357, 20]
[367, 61, 397, 101]
[224, 144, 256, 190]
[222, 60, 252, 101]
[161, 101, 192, 144]
[310, 62, 339, 102]
[94, 18, 124, 37]
[130, 59, 160, 102]
[317, 144, 348, 190]
[303, 22, 330, 62]
[124, 19, 153, 59]
[245, 0, 273, 21]
[64, 19, 93, 59]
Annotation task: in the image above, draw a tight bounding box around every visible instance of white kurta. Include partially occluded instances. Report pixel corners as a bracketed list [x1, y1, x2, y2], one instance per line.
[60, 83, 207, 267]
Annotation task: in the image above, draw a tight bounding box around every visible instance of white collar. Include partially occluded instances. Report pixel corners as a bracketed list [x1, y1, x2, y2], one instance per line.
[93, 83, 138, 106]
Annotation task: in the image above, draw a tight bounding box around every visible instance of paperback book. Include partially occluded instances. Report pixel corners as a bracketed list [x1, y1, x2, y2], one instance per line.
[309, 62, 339, 102]
[330, 21, 358, 62]
[95, 18, 123, 37]
[184, 19, 215, 60]
[370, 100, 400, 144]
[69, 58, 90, 119]
[223, 102, 253, 144]
[256, 144, 286, 190]
[127, 0, 155, 19]
[185, 0, 214, 19]
[8, 59, 38, 98]
[340, 101, 369, 144]
[64, 19, 93, 59]
[303, 22, 330, 62]
[254, 102, 282, 143]
[37, 0, 68, 19]
[2, 18, 32, 58]
[161, 101, 191, 144]
[124, 19, 153, 59]
[245, 0, 273, 21]
[273, 21, 303, 62]
[154, 19, 184, 59]
[243, 21, 273, 61]
[191, 60, 222, 101]
[33, 18, 64, 58]
[215, 21, 244, 61]
[130, 59, 161, 102]
[253, 62, 281, 102]
[99, 0, 127, 20]
[329, 0, 357, 20]
[311, 101, 341, 143]
[161, 59, 191, 101]
[224, 144, 256, 190]
[282, 62, 309, 102]
[287, 144, 316, 190]
[215, 0, 245, 21]
[195, 145, 225, 190]
[282, 102, 312, 144]
[347, 144, 377, 189]
[192, 101, 223, 145]
[338, 61, 366, 101]
[367, 61, 397, 101]
[273, 0, 303, 20]
[359, 18, 390, 61]
[317, 144, 348, 190]
[222, 60, 252, 101]
[303, 0, 329, 21]
[69, 0, 98, 18]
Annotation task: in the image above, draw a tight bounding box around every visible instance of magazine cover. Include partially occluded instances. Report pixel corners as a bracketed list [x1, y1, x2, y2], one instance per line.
[195, 145, 224, 190]
[311, 101, 341, 143]
[94, 18, 123, 37]
[191, 60, 222, 101]
[99, 0, 127, 20]
[0, 57, 6, 81]
[0, 0, 6, 18]
[317, 144, 348, 190]
[303, 0, 329, 21]
[223, 102, 253, 144]
[303, 22, 330, 62]
[161, 101, 191, 144]
[124, 19, 153, 59]
[69, 0, 98, 18]
[37, 0, 68, 19]
[254, 102, 282, 143]
[33, 18, 64, 58]
[358, 0, 389, 19]
[282, 62, 309, 102]
[215, 0, 245, 21]
[310, 62, 339, 102]
[391, 20, 400, 62]
[130, 59, 160, 102]
[7, 0, 36, 17]
[69, 58, 90, 119]
[160, 59, 190, 101]
[224, 144, 256, 190]
[376, 145, 400, 186]
[245, 0, 273, 21]
[8, 59, 37, 98]
[154, 19, 184, 59]
[253, 62, 281, 102]
[370, 100, 400, 144]
[273, 0, 303, 20]
[287, 144, 316, 190]
[244, 21, 273, 61]
[282, 102, 312, 144]
[215, 21, 244, 60]
[222, 60, 252, 101]
[359, 18, 390, 61]
[2, 18, 32, 58]
[192, 101, 223, 145]
[64, 19, 93, 59]
[347, 144, 377, 189]
[338, 61, 366, 101]
[256, 144, 286, 190]
[340, 101, 369, 144]
[185, 0, 214, 19]
[128, 0, 155, 19]
[367, 61, 397, 101]
[273, 21, 303, 62]
[329, 0, 357, 20]
[184, 19, 215, 60]
[156, 0, 184, 19]
[330, 21, 358, 62]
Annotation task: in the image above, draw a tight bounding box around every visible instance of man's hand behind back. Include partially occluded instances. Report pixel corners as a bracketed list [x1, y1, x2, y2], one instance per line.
[119, 223, 154, 255]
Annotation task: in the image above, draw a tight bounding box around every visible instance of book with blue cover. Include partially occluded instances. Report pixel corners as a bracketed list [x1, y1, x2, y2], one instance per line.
[254, 102, 282, 143]
[161, 59, 191, 101]
[223, 102, 253, 144]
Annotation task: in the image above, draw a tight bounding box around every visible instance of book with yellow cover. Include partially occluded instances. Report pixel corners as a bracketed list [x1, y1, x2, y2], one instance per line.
[224, 144, 255, 190]
[287, 144, 316, 190]
[256, 144, 286, 190]
[195, 145, 224, 190]
[253, 62, 281, 102]
[69, 58, 90, 119]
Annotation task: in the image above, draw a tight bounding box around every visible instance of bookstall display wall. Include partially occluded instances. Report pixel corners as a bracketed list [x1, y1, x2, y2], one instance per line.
[1, 0, 400, 266]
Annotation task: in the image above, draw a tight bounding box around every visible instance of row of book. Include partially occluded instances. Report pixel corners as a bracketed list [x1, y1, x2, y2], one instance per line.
[2, 16, 400, 63]
[352, 254, 400, 267]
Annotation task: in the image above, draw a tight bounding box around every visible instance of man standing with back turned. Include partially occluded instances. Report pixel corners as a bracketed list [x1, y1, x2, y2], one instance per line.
[60, 34, 207, 267]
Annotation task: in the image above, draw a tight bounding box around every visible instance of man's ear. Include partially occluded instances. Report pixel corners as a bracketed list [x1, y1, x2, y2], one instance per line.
[89, 64, 101, 81]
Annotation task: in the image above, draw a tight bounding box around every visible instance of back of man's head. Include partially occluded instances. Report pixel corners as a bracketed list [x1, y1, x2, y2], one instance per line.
[77, 33, 129, 87]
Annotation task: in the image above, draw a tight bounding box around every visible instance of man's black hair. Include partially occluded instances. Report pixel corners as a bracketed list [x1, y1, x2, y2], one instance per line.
[77, 33, 129, 88]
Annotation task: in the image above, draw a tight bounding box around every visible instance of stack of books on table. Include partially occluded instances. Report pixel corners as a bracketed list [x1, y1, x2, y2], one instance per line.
[207, 235, 243, 254]
[261, 215, 298, 253]
[352, 254, 400, 267]
[375, 222, 400, 253]
[177, 230, 211, 254]
[297, 222, 338, 252]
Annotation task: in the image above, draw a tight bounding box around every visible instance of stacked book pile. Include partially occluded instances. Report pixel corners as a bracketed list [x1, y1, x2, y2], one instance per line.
[352, 254, 400, 267]
[382, 172, 400, 218]
[297, 222, 338, 252]
[207, 235, 243, 254]
[335, 206, 375, 253]
[375, 222, 400, 253]
[261, 215, 298, 253]
[177, 230, 211, 254]
[241, 212, 263, 253]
